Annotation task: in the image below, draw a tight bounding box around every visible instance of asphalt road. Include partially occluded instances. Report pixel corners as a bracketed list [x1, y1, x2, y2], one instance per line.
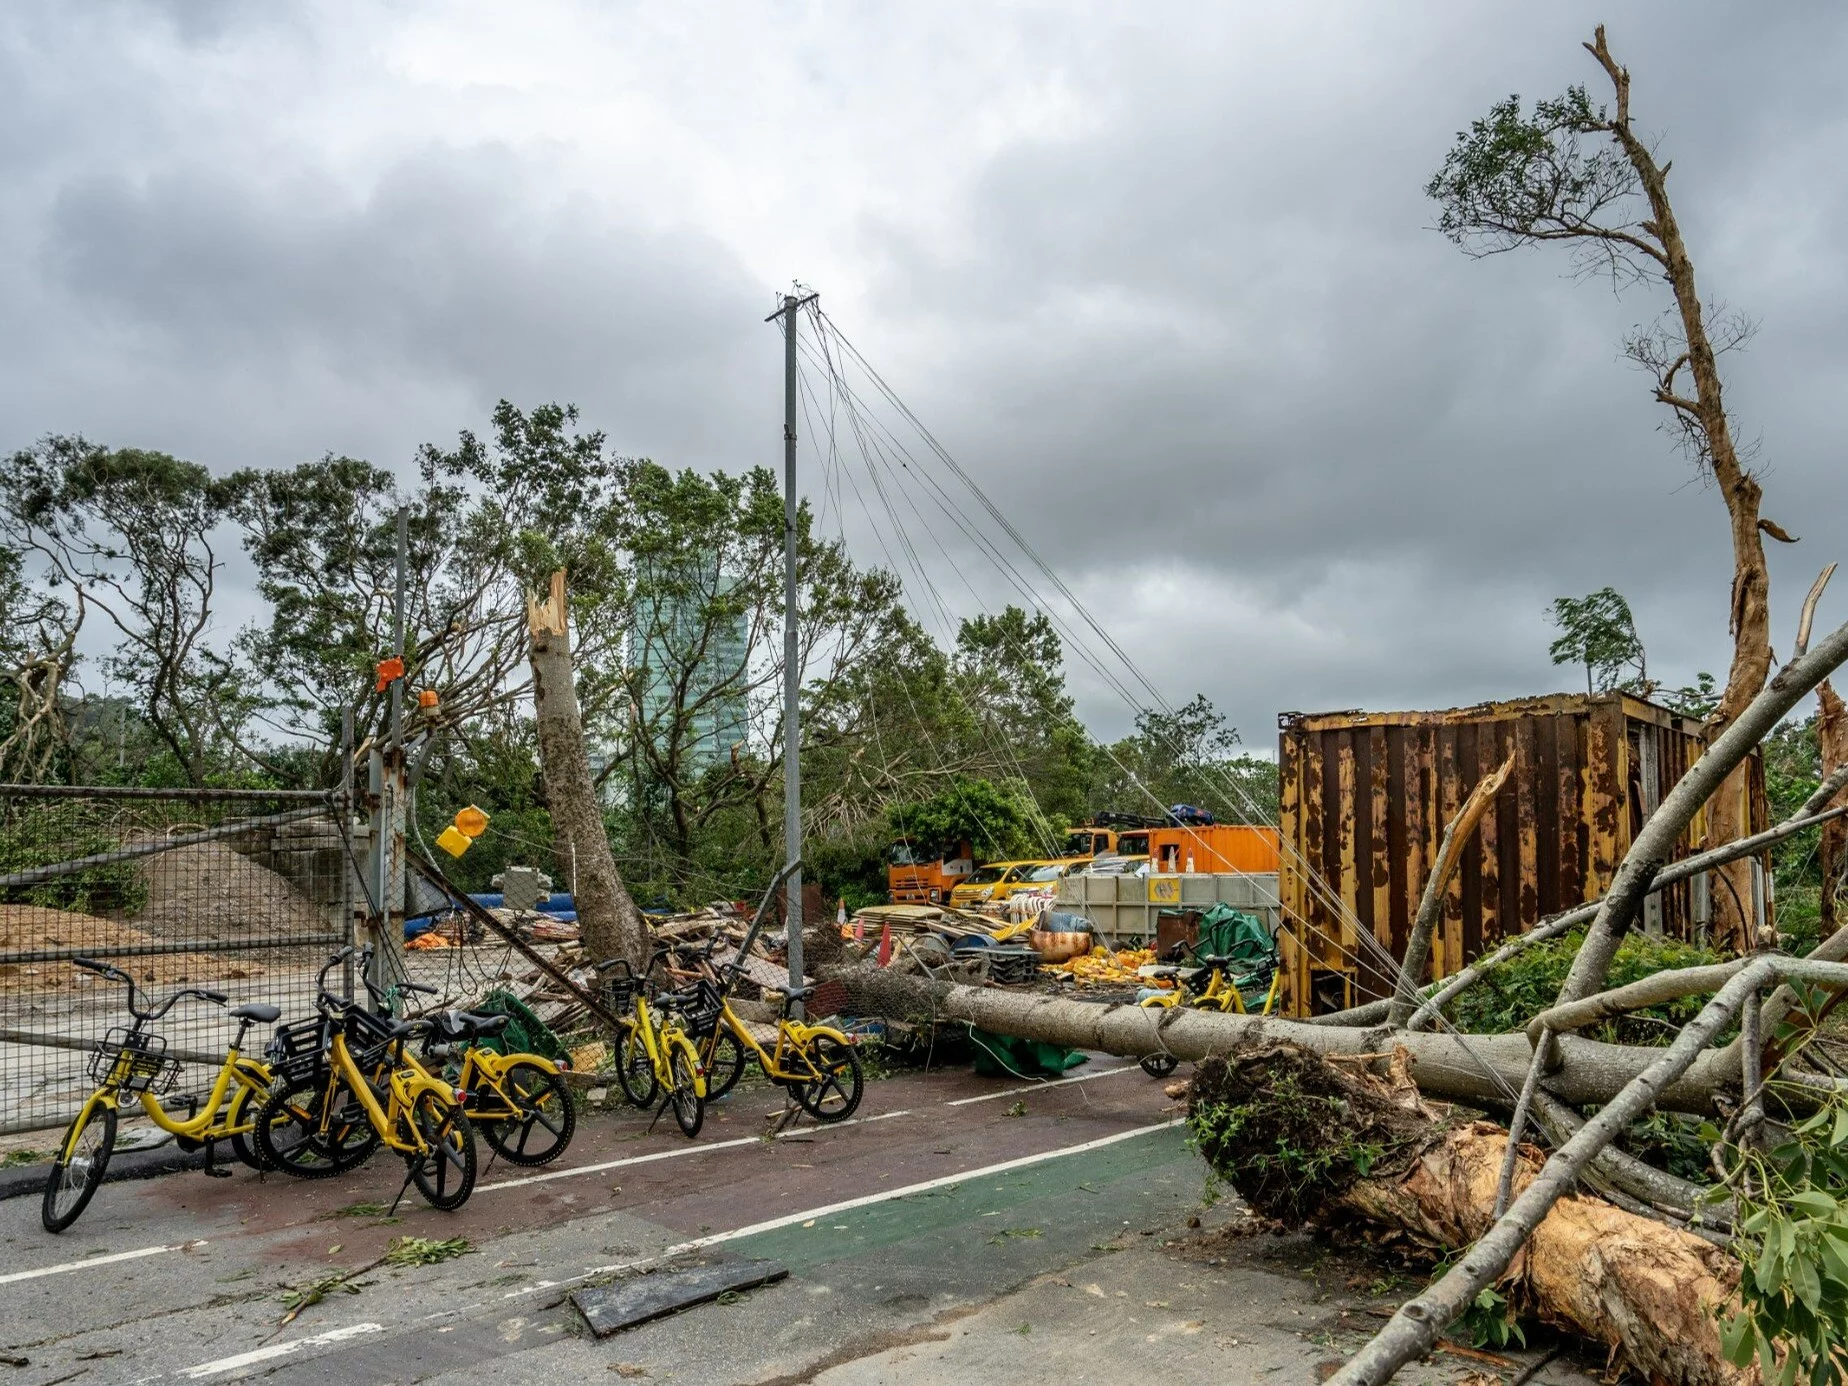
[0, 1059, 1594, 1385]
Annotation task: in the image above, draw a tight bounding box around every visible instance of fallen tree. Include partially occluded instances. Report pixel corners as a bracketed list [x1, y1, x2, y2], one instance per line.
[1188, 1045, 1746, 1384]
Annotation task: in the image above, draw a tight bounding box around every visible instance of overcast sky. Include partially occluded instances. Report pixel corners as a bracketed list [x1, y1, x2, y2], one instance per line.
[4, 1, 1844, 748]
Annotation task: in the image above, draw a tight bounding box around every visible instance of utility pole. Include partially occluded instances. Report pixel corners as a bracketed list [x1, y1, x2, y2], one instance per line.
[367, 507, 410, 999]
[769, 288, 817, 1014]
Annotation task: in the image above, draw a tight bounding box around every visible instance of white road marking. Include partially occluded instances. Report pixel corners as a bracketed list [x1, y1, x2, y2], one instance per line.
[177, 1323, 385, 1378]
[475, 1110, 910, 1192]
[680, 1117, 1178, 1248]
[0, 1240, 202, 1287]
[943, 1065, 1137, 1105]
[167, 1119, 1179, 1381]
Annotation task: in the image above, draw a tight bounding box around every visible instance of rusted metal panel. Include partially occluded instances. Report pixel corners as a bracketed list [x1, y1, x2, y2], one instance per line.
[1276, 692, 1767, 1015]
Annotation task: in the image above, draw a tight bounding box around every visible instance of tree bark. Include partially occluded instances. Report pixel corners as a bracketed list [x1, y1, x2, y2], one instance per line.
[1820, 680, 1847, 937]
[527, 570, 648, 968]
[830, 967, 1748, 1115]
[1188, 1046, 1746, 1385]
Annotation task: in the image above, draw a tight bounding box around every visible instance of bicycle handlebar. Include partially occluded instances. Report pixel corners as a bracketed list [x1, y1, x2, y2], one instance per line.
[73, 956, 232, 1022]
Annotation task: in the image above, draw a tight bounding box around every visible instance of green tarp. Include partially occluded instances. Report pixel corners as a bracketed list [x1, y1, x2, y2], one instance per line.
[967, 1026, 1089, 1079]
[476, 988, 571, 1063]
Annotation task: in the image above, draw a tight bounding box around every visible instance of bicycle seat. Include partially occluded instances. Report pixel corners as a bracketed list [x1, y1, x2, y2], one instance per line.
[230, 1002, 282, 1024]
[766, 983, 816, 1001]
[435, 1010, 511, 1040]
[1193, 954, 1235, 969]
[1145, 966, 1181, 980]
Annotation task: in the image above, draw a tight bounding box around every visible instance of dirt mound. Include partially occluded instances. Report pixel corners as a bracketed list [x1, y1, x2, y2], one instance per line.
[133, 840, 327, 944]
[0, 903, 261, 991]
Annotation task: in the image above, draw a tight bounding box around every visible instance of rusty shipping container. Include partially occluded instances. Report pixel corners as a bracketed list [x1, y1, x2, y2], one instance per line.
[1276, 693, 1767, 1016]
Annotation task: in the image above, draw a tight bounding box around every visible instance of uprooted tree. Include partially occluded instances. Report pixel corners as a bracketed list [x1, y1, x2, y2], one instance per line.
[839, 27, 1848, 1384]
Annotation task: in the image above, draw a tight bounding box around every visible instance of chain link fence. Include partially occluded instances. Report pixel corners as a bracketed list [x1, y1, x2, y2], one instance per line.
[0, 785, 352, 1135]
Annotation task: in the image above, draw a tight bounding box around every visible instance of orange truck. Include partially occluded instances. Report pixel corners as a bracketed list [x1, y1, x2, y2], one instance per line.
[886, 837, 976, 905]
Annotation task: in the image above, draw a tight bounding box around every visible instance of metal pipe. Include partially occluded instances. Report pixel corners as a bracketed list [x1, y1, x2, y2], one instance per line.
[0, 784, 332, 802]
[2, 934, 345, 965]
[0, 805, 332, 889]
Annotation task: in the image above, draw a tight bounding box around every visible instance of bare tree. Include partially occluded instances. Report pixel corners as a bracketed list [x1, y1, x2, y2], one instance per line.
[1427, 23, 1796, 958]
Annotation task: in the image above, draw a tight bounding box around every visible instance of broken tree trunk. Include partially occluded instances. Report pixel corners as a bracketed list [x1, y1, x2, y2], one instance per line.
[1188, 1045, 1746, 1385]
[1821, 680, 1847, 937]
[1387, 751, 1515, 1027]
[527, 569, 648, 968]
[830, 967, 1750, 1115]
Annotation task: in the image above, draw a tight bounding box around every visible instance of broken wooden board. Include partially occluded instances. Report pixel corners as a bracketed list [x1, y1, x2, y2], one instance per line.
[570, 1257, 789, 1338]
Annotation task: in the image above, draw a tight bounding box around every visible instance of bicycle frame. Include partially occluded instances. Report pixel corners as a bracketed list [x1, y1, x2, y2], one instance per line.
[320, 1028, 458, 1157]
[449, 1046, 559, 1119]
[1140, 961, 1281, 1017]
[628, 995, 705, 1096]
[710, 998, 851, 1084]
[61, 964, 273, 1161]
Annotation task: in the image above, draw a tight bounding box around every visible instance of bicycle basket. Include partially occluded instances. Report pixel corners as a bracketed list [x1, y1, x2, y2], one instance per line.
[89, 1028, 179, 1095]
[601, 974, 643, 1012]
[266, 1017, 329, 1084]
[677, 979, 724, 1038]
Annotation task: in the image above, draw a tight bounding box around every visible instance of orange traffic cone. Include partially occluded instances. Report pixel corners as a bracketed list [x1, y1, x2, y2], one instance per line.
[876, 923, 893, 966]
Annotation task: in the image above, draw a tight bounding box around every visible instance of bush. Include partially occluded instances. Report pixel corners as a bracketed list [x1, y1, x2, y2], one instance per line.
[1446, 929, 1723, 1046]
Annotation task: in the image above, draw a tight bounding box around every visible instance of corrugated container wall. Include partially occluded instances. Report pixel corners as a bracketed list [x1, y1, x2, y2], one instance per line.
[1275, 693, 1767, 1016]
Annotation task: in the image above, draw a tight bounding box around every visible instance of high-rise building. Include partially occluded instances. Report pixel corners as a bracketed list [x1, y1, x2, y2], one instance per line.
[630, 554, 750, 775]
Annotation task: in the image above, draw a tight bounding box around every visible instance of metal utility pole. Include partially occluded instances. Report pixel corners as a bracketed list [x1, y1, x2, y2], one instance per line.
[368, 507, 410, 998]
[769, 288, 817, 1013]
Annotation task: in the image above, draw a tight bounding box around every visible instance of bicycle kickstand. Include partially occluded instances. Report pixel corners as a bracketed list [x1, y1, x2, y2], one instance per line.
[202, 1138, 232, 1179]
[386, 1159, 420, 1217]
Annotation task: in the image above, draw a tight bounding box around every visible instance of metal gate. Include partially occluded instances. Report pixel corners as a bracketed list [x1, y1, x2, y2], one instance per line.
[0, 785, 351, 1135]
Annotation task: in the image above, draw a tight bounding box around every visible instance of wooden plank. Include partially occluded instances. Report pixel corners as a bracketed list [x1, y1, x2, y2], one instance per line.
[572, 1258, 789, 1337]
[1402, 727, 1429, 984]
[1277, 725, 1305, 1014]
[1385, 728, 1410, 960]
[1336, 730, 1363, 993]
[1514, 717, 1540, 929]
[1368, 725, 1393, 965]
[1477, 720, 1503, 953]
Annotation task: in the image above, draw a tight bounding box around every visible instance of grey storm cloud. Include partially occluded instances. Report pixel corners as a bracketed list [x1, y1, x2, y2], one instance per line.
[2, 0, 1845, 748]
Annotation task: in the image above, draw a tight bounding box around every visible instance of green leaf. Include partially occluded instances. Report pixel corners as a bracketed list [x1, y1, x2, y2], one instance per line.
[1790, 1190, 1838, 1218]
[1717, 1310, 1755, 1367]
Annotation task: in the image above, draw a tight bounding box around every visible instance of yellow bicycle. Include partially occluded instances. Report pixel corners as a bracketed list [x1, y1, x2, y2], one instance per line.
[255, 950, 478, 1210]
[1137, 952, 1282, 1078]
[601, 956, 707, 1138]
[42, 958, 283, 1234]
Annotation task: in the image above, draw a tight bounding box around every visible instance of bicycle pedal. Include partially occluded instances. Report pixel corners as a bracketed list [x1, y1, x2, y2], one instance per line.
[203, 1165, 233, 1179]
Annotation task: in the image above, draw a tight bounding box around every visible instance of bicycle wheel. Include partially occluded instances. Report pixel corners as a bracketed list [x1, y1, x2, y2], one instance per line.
[1139, 1053, 1180, 1078]
[255, 1073, 379, 1178]
[225, 1080, 277, 1170]
[41, 1101, 115, 1234]
[614, 1025, 658, 1109]
[794, 1036, 863, 1123]
[702, 1030, 747, 1101]
[408, 1091, 477, 1211]
[480, 1062, 575, 1166]
[666, 1043, 704, 1139]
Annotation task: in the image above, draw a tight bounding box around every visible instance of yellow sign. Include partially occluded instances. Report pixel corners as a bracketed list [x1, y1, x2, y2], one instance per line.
[1147, 876, 1181, 904]
[435, 825, 472, 858]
